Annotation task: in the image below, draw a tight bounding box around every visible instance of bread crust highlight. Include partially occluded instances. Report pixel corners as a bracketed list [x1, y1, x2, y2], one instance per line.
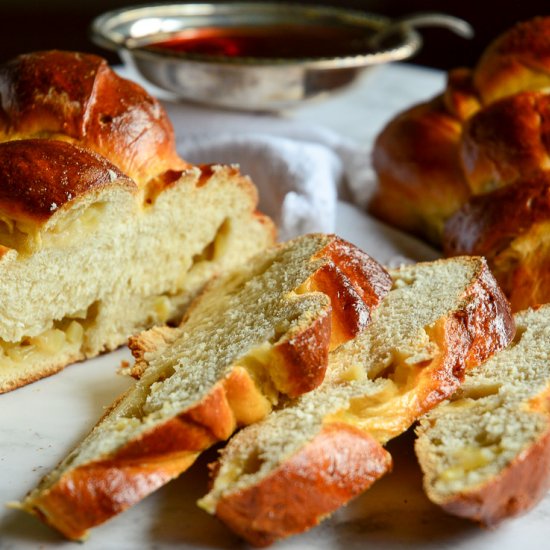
[0, 139, 134, 224]
[202, 257, 514, 546]
[215, 423, 391, 548]
[0, 50, 188, 185]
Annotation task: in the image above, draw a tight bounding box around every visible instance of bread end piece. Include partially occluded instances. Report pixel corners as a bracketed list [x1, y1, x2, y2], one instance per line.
[203, 423, 391, 547]
[416, 305, 550, 526]
[438, 426, 550, 526]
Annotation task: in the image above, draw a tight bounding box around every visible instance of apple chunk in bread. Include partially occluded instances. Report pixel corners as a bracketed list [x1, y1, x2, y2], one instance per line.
[19, 233, 392, 540]
[201, 256, 514, 547]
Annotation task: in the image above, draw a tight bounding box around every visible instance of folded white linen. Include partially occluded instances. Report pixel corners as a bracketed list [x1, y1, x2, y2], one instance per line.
[178, 132, 340, 240]
[164, 100, 378, 238]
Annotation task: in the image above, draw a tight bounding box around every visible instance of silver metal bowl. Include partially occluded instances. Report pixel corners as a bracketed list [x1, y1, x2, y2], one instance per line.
[91, 2, 423, 111]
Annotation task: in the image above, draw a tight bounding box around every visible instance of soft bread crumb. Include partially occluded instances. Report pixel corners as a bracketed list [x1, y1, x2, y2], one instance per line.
[0, 165, 274, 392]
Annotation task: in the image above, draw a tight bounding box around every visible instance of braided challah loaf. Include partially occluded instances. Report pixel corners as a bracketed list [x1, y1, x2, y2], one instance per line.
[0, 51, 275, 392]
[0, 50, 188, 186]
[370, 17, 550, 311]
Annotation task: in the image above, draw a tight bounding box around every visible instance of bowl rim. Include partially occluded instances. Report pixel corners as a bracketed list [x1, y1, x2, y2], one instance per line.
[90, 2, 422, 69]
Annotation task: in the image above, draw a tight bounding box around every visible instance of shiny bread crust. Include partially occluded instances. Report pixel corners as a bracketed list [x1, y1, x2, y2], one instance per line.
[473, 16, 550, 104]
[215, 423, 392, 548]
[130, 235, 392, 396]
[445, 176, 550, 311]
[370, 95, 470, 245]
[0, 139, 135, 223]
[396, 258, 515, 424]
[445, 174, 550, 257]
[307, 235, 393, 350]
[443, 68, 481, 121]
[0, 50, 188, 185]
[370, 16, 550, 311]
[460, 91, 550, 195]
[454, 257, 516, 371]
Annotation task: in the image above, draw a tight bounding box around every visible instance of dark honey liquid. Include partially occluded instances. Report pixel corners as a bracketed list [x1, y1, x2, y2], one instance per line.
[148, 25, 373, 59]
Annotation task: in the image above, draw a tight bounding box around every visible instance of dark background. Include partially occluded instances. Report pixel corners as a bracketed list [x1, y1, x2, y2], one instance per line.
[1, 1, 548, 70]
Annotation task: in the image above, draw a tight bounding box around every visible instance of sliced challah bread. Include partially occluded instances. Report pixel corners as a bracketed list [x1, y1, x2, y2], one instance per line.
[415, 304, 550, 526]
[19, 234, 392, 540]
[0, 51, 275, 392]
[200, 256, 514, 547]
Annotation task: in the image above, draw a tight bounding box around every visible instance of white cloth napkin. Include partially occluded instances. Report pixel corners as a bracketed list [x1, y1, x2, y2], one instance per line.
[162, 100, 376, 241]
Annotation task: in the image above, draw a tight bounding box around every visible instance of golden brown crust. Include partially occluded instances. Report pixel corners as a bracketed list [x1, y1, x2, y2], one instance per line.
[0, 139, 135, 223]
[473, 17, 550, 104]
[352, 258, 514, 443]
[450, 258, 515, 373]
[380, 260, 514, 437]
[24, 235, 389, 539]
[28, 447, 199, 540]
[308, 236, 393, 350]
[371, 17, 550, 312]
[460, 91, 550, 194]
[214, 423, 392, 547]
[445, 176, 550, 311]
[0, 50, 188, 185]
[207, 257, 514, 546]
[25, 382, 235, 540]
[444, 174, 550, 257]
[130, 234, 391, 396]
[370, 96, 470, 245]
[439, 426, 550, 527]
[268, 307, 332, 397]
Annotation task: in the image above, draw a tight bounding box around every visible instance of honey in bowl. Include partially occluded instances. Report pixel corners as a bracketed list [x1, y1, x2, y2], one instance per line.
[147, 25, 375, 59]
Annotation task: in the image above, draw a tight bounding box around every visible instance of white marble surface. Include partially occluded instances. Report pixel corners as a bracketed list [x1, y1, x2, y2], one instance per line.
[1, 63, 549, 549]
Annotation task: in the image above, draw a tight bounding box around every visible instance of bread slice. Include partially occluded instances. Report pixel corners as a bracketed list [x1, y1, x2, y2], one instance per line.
[19, 234, 392, 540]
[0, 50, 276, 392]
[415, 305, 550, 526]
[200, 256, 514, 546]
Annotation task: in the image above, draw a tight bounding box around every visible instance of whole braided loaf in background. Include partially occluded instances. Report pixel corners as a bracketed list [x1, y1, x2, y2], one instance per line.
[370, 16, 550, 312]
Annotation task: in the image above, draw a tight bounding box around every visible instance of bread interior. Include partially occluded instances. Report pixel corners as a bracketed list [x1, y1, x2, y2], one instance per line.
[23, 235, 337, 496]
[0, 166, 272, 392]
